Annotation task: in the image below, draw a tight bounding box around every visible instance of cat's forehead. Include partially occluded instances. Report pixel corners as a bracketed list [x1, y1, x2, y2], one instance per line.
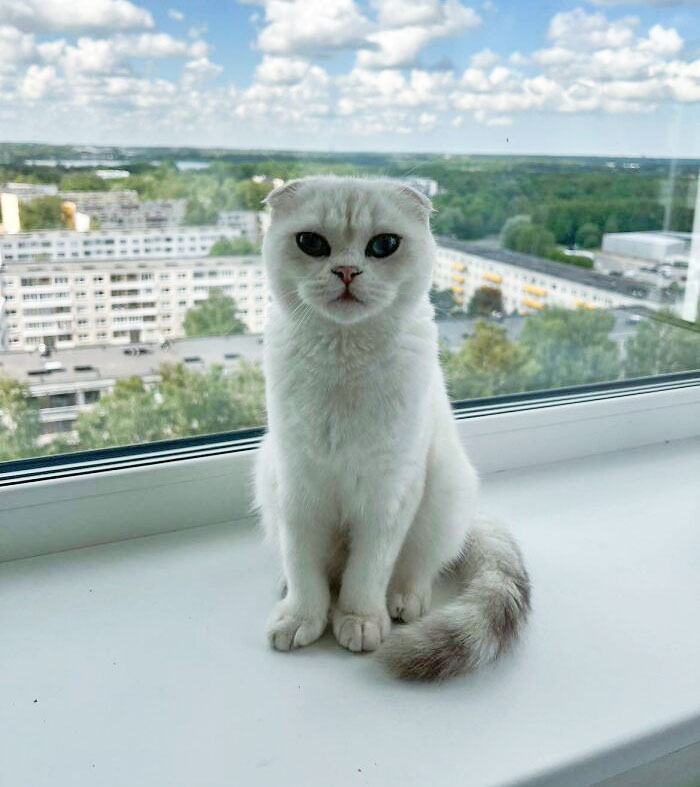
[300, 182, 402, 229]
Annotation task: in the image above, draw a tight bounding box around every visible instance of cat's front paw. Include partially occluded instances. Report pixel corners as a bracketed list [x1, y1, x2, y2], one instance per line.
[267, 600, 328, 651]
[332, 607, 391, 653]
[387, 585, 431, 623]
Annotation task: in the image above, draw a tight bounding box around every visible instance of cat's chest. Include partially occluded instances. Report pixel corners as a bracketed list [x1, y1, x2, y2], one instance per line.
[270, 345, 424, 456]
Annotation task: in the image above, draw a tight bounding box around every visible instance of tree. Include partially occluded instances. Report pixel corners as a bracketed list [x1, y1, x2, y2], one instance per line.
[503, 222, 556, 257]
[518, 307, 620, 389]
[467, 286, 504, 317]
[624, 317, 700, 378]
[0, 374, 42, 461]
[184, 197, 218, 225]
[68, 376, 165, 451]
[158, 361, 265, 436]
[59, 172, 107, 191]
[183, 288, 246, 337]
[64, 362, 266, 451]
[19, 196, 64, 230]
[575, 222, 602, 249]
[235, 180, 273, 210]
[442, 321, 536, 399]
[429, 287, 458, 318]
[209, 237, 257, 256]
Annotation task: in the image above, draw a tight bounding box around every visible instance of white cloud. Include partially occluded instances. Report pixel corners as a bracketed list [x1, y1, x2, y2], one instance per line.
[590, 0, 700, 5]
[0, 26, 37, 72]
[470, 48, 499, 69]
[19, 64, 60, 101]
[357, 1, 481, 68]
[508, 51, 529, 66]
[168, 9, 184, 21]
[235, 63, 331, 122]
[255, 56, 312, 85]
[0, 0, 154, 33]
[181, 58, 224, 88]
[253, 0, 370, 55]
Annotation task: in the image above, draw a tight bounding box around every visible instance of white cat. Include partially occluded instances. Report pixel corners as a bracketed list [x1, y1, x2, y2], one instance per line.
[252, 176, 530, 680]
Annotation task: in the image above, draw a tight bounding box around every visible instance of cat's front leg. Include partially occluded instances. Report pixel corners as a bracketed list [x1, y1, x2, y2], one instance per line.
[267, 503, 333, 651]
[333, 484, 422, 653]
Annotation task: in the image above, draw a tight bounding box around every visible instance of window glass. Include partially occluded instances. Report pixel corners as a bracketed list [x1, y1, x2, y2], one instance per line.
[0, 1, 699, 463]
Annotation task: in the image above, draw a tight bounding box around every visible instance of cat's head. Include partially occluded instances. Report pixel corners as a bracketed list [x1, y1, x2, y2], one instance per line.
[262, 176, 435, 326]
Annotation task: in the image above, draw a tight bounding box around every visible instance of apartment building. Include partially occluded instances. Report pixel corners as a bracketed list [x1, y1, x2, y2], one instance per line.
[217, 210, 263, 243]
[0, 225, 243, 263]
[0, 255, 269, 351]
[59, 191, 187, 230]
[434, 239, 656, 314]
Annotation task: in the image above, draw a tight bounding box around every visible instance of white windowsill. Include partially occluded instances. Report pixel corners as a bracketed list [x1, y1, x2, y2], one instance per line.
[2, 436, 700, 786]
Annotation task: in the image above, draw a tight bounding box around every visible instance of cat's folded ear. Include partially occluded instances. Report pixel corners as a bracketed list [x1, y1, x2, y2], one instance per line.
[399, 185, 434, 219]
[263, 179, 303, 211]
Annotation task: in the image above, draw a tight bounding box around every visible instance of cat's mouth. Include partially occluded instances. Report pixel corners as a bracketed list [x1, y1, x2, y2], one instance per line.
[333, 289, 362, 304]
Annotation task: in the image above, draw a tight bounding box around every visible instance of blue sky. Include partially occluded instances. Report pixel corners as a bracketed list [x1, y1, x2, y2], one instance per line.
[1, 0, 699, 156]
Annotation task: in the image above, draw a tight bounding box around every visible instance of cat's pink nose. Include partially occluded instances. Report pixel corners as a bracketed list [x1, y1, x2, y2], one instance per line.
[332, 266, 362, 285]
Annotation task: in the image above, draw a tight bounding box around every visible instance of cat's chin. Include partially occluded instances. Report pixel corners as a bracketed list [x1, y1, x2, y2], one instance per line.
[314, 298, 375, 326]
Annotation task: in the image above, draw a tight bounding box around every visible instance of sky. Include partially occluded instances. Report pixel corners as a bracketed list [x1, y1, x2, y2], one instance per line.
[0, 0, 700, 157]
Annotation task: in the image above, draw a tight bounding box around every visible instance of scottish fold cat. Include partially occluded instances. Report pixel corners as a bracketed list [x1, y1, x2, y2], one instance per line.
[252, 176, 530, 680]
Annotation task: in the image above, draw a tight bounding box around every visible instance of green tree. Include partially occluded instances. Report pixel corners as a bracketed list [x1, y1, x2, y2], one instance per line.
[59, 172, 107, 191]
[183, 288, 246, 337]
[429, 287, 458, 318]
[19, 196, 64, 230]
[64, 361, 266, 451]
[503, 222, 556, 257]
[158, 361, 265, 436]
[209, 237, 257, 256]
[184, 197, 218, 225]
[519, 307, 620, 389]
[0, 374, 42, 460]
[236, 180, 273, 210]
[624, 317, 700, 378]
[442, 321, 535, 399]
[575, 222, 602, 249]
[467, 286, 504, 317]
[69, 376, 165, 450]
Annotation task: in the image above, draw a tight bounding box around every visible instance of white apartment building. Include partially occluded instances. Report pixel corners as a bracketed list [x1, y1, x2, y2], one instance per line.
[601, 232, 690, 264]
[217, 210, 263, 243]
[0, 226, 243, 263]
[434, 239, 656, 314]
[59, 191, 187, 230]
[0, 255, 269, 351]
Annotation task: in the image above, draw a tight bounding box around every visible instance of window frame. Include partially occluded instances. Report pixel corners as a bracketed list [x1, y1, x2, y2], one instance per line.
[1, 371, 699, 563]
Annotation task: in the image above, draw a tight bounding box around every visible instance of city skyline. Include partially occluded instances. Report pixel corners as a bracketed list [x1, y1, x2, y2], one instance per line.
[1, 0, 700, 157]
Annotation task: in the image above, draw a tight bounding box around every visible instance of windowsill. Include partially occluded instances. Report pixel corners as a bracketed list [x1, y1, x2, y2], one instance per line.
[3, 437, 700, 786]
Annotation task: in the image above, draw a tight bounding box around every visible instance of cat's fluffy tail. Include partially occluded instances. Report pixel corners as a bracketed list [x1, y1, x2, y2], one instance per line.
[378, 518, 531, 681]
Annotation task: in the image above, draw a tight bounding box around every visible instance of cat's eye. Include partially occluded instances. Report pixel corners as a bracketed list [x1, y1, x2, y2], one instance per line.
[365, 233, 401, 259]
[295, 232, 331, 258]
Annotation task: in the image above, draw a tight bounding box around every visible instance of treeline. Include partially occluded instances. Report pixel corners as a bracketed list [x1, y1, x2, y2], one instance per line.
[2, 153, 696, 246]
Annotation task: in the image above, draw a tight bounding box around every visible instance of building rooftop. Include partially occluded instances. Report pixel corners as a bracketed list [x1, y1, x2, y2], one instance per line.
[0, 225, 235, 241]
[1, 255, 263, 273]
[437, 237, 651, 299]
[603, 232, 690, 249]
[0, 334, 264, 388]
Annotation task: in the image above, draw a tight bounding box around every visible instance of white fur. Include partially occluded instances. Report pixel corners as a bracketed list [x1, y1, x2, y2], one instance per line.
[252, 176, 529, 678]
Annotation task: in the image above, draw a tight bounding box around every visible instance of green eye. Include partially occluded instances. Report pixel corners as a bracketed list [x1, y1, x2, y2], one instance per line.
[366, 234, 401, 259]
[296, 232, 331, 258]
